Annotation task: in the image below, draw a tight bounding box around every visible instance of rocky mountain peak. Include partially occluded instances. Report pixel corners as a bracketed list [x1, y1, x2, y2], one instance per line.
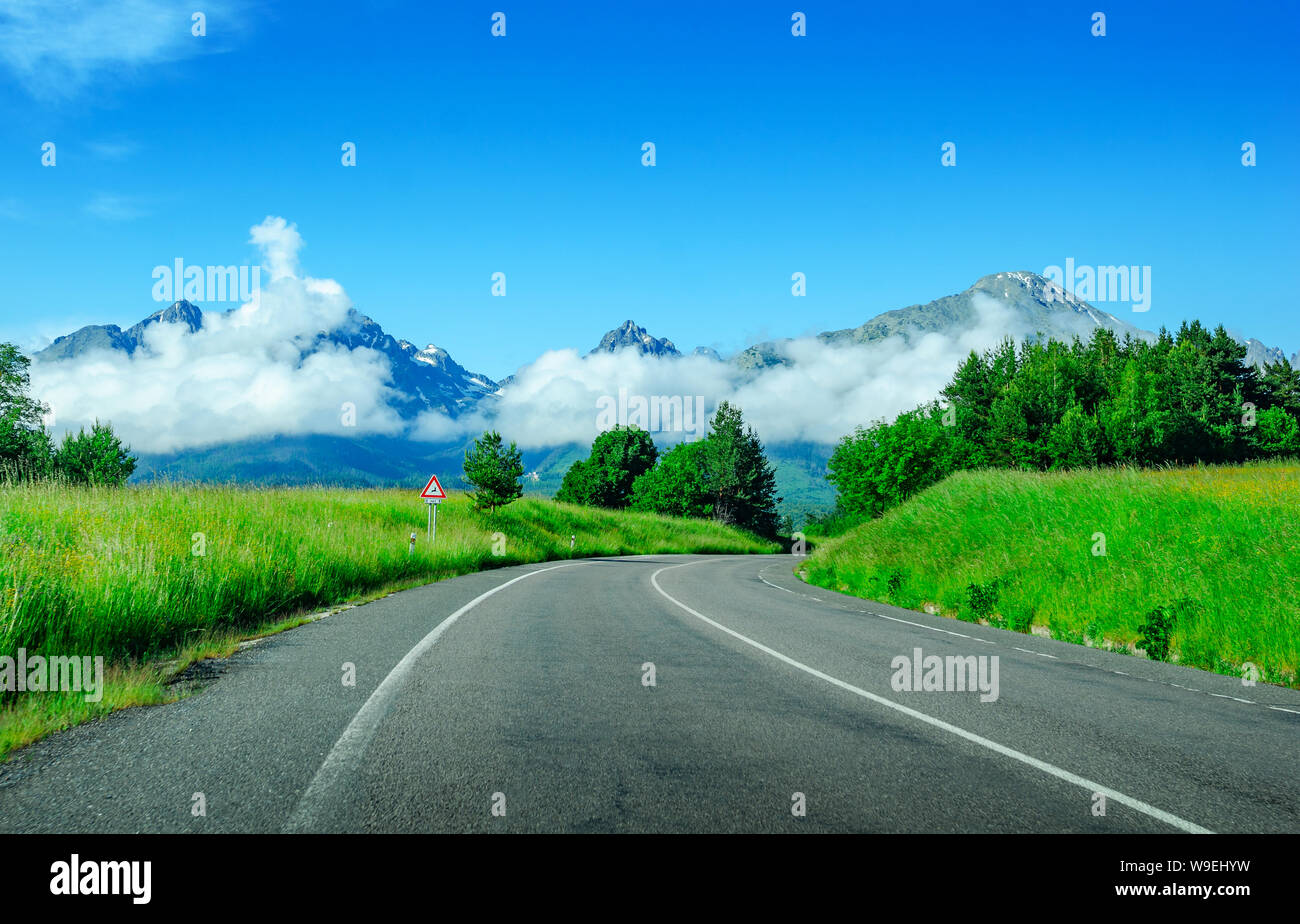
[589, 320, 680, 357]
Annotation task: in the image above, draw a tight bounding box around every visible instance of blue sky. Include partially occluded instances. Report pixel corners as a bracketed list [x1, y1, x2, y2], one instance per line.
[1, 0, 1297, 377]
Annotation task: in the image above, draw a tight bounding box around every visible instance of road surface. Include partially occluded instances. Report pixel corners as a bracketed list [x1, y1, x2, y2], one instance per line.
[1, 554, 1296, 833]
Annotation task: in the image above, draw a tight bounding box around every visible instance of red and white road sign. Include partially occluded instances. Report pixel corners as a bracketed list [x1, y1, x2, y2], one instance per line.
[420, 473, 447, 501]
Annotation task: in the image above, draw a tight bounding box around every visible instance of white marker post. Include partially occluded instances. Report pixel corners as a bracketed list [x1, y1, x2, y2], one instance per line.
[420, 474, 448, 546]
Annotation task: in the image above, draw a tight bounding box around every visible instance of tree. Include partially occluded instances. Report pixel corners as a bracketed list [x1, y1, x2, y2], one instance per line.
[630, 440, 712, 518]
[825, 322, 1300, 520]
[554, 457, 592, 506]
[463, 430, 524, 512]
[827, 403, 961, 518]
[0, 342, 55, 480]
[702, 401, 780, 537]
[55, 420, 136, 486]
[555, 425, 657, 508]
[1258, 359, 1300, 418]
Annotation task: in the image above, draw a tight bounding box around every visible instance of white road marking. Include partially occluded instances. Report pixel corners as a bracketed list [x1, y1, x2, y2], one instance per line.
[1268, 706, 1300, 715]
[759, 570, 822, 601]
[651, 562, 1213, 835]
[875, 611, 995, 642]
[758, 572, 802, 595]
[283, 561, 583, 832]
[769, 564, 1289, 717]
[1209, 693, 1254, 703]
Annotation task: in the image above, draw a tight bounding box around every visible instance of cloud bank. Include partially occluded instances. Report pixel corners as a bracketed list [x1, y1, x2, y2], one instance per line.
[32, 218, 406, 454]
[427, 294, 1026, 448]
[33, 219, 1058, 457]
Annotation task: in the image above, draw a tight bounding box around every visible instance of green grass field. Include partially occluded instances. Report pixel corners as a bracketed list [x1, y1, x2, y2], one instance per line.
[0, 484, 776, 756]
[801, 461, 1300, 687]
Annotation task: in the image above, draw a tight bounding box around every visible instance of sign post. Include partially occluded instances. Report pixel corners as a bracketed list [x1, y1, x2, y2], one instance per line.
[420, 474, 447, 545]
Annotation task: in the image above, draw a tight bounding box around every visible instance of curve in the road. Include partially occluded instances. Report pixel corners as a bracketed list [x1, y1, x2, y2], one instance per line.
[651, 560, 1212, 834]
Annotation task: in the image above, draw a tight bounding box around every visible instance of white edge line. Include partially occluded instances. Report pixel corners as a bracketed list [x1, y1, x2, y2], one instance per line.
[651, 562, 1213, 835]
[758, 572, 803, 596]
[283, 561, 582, 832]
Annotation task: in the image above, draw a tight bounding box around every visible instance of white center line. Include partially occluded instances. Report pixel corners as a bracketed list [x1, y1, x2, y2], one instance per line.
[652, 561, 1212, 835]
[283, 561, 584, 833]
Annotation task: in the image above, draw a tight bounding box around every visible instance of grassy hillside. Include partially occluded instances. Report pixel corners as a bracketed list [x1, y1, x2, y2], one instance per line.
[801, 461, 1299, 686]
[0, 484, 776, 756]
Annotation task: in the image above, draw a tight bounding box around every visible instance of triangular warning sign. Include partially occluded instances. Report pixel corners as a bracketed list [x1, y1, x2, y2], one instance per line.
[420, 474, 447, 499]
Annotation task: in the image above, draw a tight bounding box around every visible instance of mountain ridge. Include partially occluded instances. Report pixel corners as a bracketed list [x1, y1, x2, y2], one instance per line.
[30, 272, 1297, 516]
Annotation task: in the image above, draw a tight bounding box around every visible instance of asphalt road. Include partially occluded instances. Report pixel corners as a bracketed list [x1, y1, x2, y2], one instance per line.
[2, 554, 1296, 833]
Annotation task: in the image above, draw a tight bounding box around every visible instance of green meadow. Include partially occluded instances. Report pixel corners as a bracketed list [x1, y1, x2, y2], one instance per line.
[801, 461, 1300, 687]
[0, 484, 776, 756]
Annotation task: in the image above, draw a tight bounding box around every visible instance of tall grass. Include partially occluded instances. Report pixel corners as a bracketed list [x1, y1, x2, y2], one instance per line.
[802, 460, 1300, 686]
[0, 483, 775, 754]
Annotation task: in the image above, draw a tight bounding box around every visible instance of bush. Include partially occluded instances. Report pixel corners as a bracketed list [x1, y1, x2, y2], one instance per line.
[1138, 598, 1199, 662]
[1137, 604, 1178, 661]
[55, 420, 136, 486]
[966, 579, 999, 621]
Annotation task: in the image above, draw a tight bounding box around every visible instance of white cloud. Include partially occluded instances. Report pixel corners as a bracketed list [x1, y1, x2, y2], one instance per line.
[86, 193, 147, 221]
[30, 218, 1098, 459]
[248, 216, 303, 281]
[86, 139, 141, 160]
[0, 0, 243, 97]
[31, 218, 407, 454]
[414, 293, 1033, 450]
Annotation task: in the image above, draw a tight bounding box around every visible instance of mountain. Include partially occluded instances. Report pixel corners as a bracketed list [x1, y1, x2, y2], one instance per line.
[30, 273, 1295, 521]
[38, 300, 205, 361]
[736, 272, 1155, 370]
[1241, 338, 1297, 370]
[316, 309, 498, 417]
[35, 301, 499, 419]
[588, 320, 680, 357]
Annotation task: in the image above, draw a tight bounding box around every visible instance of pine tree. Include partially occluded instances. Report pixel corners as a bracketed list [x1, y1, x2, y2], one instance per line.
[55, 420, 136, 486]
[703, 401, 780, 537]
[463, 430, 524, 513]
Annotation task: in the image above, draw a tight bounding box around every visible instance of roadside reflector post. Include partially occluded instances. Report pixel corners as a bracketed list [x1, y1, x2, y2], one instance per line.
[570, 534, 575, 551]
[408, 532, 417, 555]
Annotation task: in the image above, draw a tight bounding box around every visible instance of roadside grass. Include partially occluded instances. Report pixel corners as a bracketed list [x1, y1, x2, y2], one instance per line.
[0, 484, 776, 757]
[801, 460, 1300, 687]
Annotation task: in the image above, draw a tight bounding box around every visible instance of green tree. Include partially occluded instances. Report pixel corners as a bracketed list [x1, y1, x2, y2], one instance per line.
[554, 425, 657, 508]
[827, 403, 961, 518]
[702, 401, 780, 537]
[463, 430, 524, 512]
[554, 457, 592, 505]
[825, 321, 1300, 520]
[630, 440, 712, 518]
[55, 420, 136, 486]
[1257, 358, 1300, 418]
[0, 342, 55, 480]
